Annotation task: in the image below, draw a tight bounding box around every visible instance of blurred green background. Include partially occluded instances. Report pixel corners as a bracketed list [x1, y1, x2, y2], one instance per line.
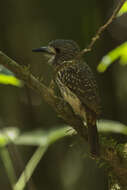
[0, 0, 127, 190]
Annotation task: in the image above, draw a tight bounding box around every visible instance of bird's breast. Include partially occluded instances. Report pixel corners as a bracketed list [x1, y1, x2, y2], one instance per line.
[56, 76, 86, 122]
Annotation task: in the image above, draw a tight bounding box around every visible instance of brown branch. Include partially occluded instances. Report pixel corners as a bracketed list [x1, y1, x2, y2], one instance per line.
[0, 51, 87, 140]
[1, 51, 127, 189]
[79, 0, 126, 56]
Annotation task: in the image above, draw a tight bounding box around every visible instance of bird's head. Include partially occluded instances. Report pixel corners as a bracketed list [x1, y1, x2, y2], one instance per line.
[32, 39, 80, 66]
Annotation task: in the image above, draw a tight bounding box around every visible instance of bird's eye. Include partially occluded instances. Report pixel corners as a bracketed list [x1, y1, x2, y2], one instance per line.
[55, 48, 61, 53]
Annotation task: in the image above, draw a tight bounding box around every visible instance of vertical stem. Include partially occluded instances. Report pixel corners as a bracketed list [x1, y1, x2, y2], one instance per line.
[0, 147, 17, 189]
[13, 145, 48, 190]
[14, 127, 68, 190]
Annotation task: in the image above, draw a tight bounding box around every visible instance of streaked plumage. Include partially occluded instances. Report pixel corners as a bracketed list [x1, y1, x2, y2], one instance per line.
[33, 39, 101, 156]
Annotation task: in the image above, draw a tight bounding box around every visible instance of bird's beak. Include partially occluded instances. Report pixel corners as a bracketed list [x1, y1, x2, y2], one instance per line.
[32, 46, 56, 55]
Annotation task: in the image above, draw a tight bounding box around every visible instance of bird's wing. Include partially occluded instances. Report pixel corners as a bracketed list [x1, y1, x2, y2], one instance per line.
[56, 60, 101, 116]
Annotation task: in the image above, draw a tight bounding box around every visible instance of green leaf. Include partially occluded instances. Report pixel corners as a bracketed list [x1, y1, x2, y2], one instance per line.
[0, 134, 8, 147]
[14, 126, 70, 146]
[97, 119, 127, 135]
[0, 65, 14, 75]
[0, 74, 22, 87]
[117, 1, 127, 17]
[97, 42, 127, 72]
[0, 127, 20, 147]
[0, 65, 22, 87]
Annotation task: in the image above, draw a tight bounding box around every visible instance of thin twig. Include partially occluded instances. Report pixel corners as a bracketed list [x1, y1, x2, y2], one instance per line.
[79, 0, 126, 56]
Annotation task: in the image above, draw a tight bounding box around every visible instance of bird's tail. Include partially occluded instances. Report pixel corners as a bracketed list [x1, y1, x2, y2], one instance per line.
[87, 122, 99, 157]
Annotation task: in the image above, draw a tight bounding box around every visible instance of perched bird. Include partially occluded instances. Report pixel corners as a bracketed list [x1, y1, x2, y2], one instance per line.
[33, 39, 101, 156]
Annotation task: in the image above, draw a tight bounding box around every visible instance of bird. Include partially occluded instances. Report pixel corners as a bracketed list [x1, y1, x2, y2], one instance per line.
[32, 39, 101, 156]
